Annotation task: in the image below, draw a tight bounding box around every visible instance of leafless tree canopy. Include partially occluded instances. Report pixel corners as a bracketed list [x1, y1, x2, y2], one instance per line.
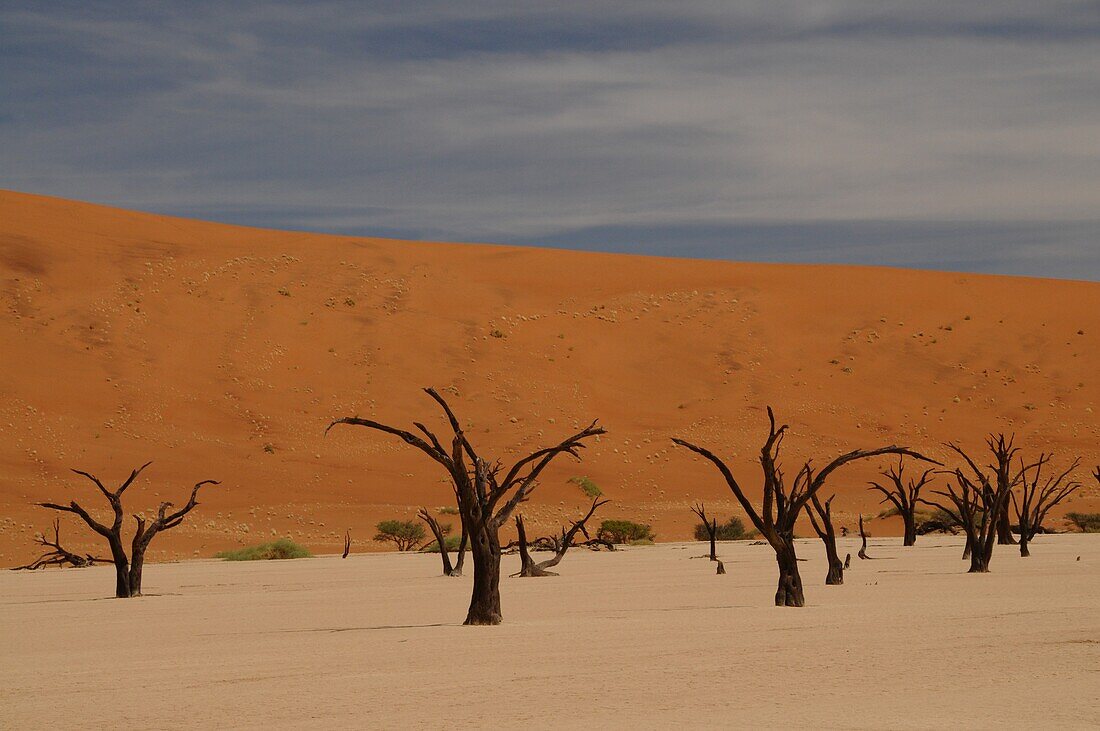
[673, 407, 935, 607]
[1011, 454, 1080, 557]
[921, 436, 1034, 573]
[868, 458, 934, 546]
[512, 498, 608, 577]
[691, 502, 718, 561]
[36, 463, 217, 597]
[11, 519, 108, 571]
[328, 387, 604, 625]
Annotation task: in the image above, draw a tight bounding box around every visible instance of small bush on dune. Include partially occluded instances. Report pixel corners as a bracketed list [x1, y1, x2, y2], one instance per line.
[437, 506, 459, 515]
[421, 534, 463, 553]
[216, 539, 311, 561]
[598, 519, 654, 544]
[1065, 512, 1100, 533]
[568, 476, 603, 498]
[374, 519, 426, 551]
[694, 516, 748, 541]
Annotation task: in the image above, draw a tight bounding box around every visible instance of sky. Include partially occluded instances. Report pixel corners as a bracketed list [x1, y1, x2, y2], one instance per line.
[2, 1, 1099, 280]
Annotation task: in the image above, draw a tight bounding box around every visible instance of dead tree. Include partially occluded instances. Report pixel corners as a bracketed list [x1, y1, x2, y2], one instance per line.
[11, 519, 109, 571]
[806, 493, 843, 584]
[673, 407, 934, 607]
[857, 514, 872, 559]
[342, 530, 351, 559]
[512, 498, 608, 577]
[36, 463, 218, 597]
[1011, 455, 1080, 557]
[920, 437, 1030, 573]
[417, 507, 467, 576]
[328, 387, 603, 625]
[868, 458, 934, 546]
[691, 502, 718, 561]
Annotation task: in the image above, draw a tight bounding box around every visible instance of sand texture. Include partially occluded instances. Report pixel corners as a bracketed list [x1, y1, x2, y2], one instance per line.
[0, 190, 1098, 564]
[2, 536, 1098, 729]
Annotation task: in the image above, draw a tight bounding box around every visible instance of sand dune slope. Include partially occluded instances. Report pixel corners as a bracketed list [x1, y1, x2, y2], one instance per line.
[0, 190, 1097, 563]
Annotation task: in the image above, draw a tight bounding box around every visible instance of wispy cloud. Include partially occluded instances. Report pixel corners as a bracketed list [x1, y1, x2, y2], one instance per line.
[2, 1, 1098, 278]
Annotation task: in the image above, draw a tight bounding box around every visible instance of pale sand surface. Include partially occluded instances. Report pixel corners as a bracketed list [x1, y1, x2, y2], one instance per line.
[2, 536, 1098, 729]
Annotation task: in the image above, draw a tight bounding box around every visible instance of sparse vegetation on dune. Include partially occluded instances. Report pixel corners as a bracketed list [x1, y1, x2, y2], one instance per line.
[215, 538, 311, 561]
[598, 519, 655, 544]
[373, 520, 426, 552]
[1065, 512, 1100, 533]
[569, 476, 603, 498]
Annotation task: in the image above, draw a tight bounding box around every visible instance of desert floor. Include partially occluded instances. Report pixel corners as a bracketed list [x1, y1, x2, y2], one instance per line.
[2, 535, 1098, 729]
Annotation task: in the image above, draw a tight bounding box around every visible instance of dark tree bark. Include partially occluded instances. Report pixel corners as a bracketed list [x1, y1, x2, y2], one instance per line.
[1011, 455, 1080, 558]
[11, 519, 109, 571]
[716, 560, 726, 575]
[673, 407, 937, 607]
[36, 463, 217, 597]
[868, 458, 933, 546]
[419, 507, 453, 574]
[328, 387, 603, 625]
[342, 530, 351, 559]
[691, 502, 718, 561]
[418, 507, 467, 576]
[806, 493, 843, 584]
[512, 498, 608, 577]
[920, 436, 1030, 573]
[843, 553, 851, 569]
[857, 514, 872, 560]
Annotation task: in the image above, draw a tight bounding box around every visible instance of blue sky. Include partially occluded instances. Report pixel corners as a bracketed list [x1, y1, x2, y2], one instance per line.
[2, 1, 1099, 279]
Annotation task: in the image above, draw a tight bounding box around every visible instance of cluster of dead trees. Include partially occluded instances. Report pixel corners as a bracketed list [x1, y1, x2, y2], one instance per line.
[682, 424, 1087, 604]
[14, 386, 1093, 624]
[15, 462, 218, 598]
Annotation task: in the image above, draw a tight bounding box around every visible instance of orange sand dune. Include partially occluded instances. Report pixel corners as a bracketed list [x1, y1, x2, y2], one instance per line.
[0, 190, 1097, 564]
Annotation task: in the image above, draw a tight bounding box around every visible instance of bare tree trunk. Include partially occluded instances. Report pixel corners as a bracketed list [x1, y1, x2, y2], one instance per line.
[716, 560, 726, 575]
[774, 541, 805, 607]
[465, 523, 502, 625]
[452, 524, 467, 576]
[996, 506, 1016, 545]
[418, 508, 455, 576]
[342, 530, 351, 559]
[807, 493, 843, 585]
[902, 513, 917, 547]
[128, 546, 147, 596]
[1018, 531, 1031, 558]
[108, 537, 131, 598]
[962, 534, 972, 560]
[824, 541, 843, 585]
[857, 514, 872, 560]
[513, 515, 555, 577]
[968, 545, 989, 573]
[708, 519, 717, 561]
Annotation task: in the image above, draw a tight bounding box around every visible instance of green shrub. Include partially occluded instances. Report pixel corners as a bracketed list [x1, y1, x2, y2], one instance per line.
[374, 519, 426, 551]
[1065, 512, 1100, 533]
[437, 506, 459, 515]
[598, 519, 654, 544]
[694, 516, 748, 541]
[216, 539, 311, 561]
[421, 534, 463, 553]
[568, 476, 603, 498]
